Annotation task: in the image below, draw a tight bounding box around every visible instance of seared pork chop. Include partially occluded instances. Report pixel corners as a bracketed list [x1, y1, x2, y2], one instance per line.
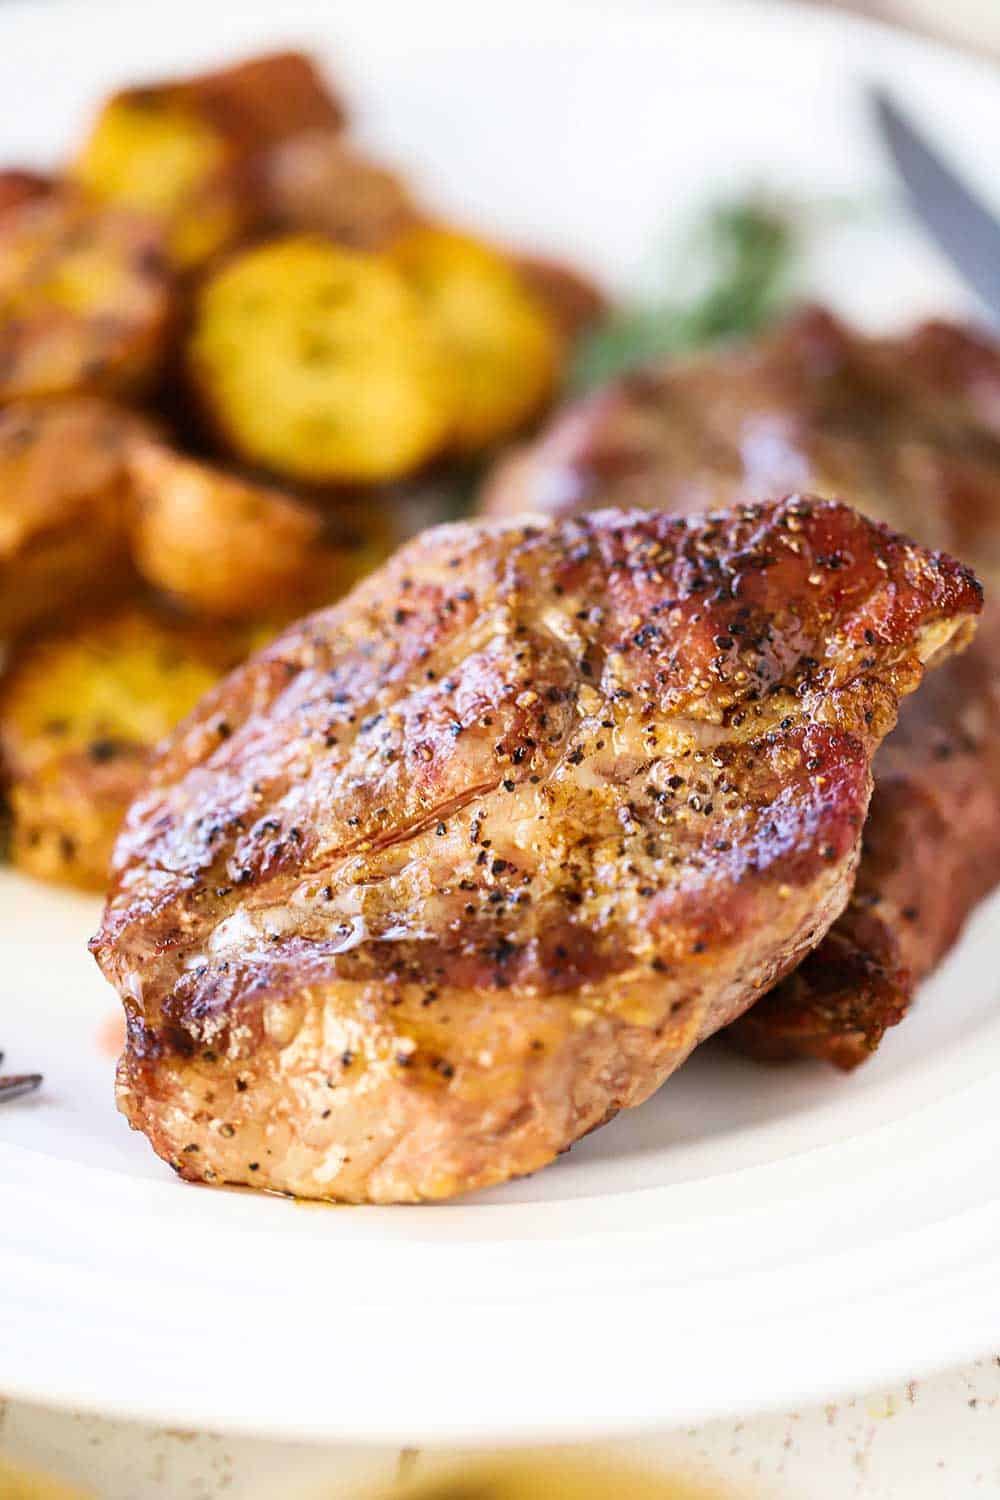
[730, 607, 1000, 1067]
[91, 498, 980, 1201]
[483, 308, 1000, 563]
[486, 309, 1000, 1067]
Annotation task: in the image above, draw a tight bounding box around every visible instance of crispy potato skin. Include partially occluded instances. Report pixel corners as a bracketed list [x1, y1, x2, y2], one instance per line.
[514, 252, 609, 341]
[0, 169, 52, 218]
[128, 439, 351, 618]
[186, 52, 346, 145]
[187, 235, 452, 483]
[389, 225, 563, 453]
[73, 93, 247, 269]
[92, 499, 980, 1201]
[0, 398, 152, 640]
[0, 192, 173, 400]
[72, 51, 345, 267]
[0, 609, 255, 890]
[262, 129, 422, 248]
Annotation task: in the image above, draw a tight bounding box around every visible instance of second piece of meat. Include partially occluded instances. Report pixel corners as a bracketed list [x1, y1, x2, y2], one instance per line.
[485, 308, 1000, 1066]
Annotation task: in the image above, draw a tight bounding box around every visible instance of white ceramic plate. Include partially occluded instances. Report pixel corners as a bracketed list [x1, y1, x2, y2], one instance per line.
[3, 0, 1000, 1446]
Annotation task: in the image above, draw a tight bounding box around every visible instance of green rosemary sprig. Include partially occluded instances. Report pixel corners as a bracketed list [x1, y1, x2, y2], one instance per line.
[570, 199, 798, 392]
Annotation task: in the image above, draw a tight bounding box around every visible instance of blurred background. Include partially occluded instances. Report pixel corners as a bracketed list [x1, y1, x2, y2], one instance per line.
[816, 0, 1000, 53]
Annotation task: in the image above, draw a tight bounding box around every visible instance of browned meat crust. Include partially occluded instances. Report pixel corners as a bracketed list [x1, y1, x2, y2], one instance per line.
[732, 611, 1000, 1068]
[724, 908, 909, 1068]
[91, 497, 980, 1200]
[482, 307, 1000, 556]
[485, 308, 1000, 1067]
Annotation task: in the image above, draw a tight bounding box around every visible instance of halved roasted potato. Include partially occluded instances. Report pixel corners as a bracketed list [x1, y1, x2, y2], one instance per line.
[187, 235, 452, 483]
[0, 608, 256, 889]
[388, 225, 563, 452]
[0, 397, 152, 640]
[262, 129, 422, 248]
[128, 438, 357, 618]
[72, 93, 244, 269]
[72, 51, 345, 267]
[0, 191, 172, 400]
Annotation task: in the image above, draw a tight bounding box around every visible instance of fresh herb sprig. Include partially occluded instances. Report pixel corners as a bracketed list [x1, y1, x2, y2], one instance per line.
[571, 199, 798, 392]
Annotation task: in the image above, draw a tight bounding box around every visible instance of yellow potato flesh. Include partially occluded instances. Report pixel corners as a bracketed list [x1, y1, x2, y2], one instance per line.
[390, 226, 562, 452]
[188, 237, 452, 483]
[73, 95, 240, 266]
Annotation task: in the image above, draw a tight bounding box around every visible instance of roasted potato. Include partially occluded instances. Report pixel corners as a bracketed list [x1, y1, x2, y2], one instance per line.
[262, 129, 422, 248]
[187, 236, 452, 483]
[0, 167, 52, 218]
[0, 397, 152, 639]
[128, 438, 359, 617]
[72, 51, 345, 267]
[514, 251, 609, 341]
[0, 191, 172, 400]
[72, 92, 245, 269]
[388, 225, 563, 452]
[0, 608, 255, 889]
[182, 50, 346, 146]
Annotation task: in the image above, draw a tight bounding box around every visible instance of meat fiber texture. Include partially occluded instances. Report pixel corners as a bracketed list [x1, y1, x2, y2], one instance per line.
[91, 497, 980, 1200]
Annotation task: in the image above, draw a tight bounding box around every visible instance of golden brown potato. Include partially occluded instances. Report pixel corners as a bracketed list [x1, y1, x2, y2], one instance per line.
[0, 608, 255, 889]
[184, 50, 347, 146]
[0, 397, 152, 640]
[128, 438, 353, 618]
[514, 251, 609, 340]
[0, 191, 172, 400]
[72, 51, 345, 267]
[187, 235, 452, 483]
[0, 167, 52, 218]
[262, 129, 422, 248]
[388, 225, 563, 452]
[72, 93, 246, 269]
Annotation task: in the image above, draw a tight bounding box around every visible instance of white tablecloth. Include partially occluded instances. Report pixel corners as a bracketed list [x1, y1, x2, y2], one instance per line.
[5, 1357, 1000, 1497]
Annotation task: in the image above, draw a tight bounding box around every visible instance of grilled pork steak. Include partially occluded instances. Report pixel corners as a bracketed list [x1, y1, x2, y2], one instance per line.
[482, 309, 1000, 559]
[730, 607, 1000, 1067]
[486, 308, 1000, 1067]
[91, 498, 980, 1201]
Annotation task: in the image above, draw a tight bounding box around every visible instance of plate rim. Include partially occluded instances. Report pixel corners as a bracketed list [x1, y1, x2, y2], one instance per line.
[2, 0, 1000, 1443]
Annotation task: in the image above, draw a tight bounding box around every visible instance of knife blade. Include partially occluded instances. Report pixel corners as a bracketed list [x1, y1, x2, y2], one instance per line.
[871, 86, 1000, 322]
